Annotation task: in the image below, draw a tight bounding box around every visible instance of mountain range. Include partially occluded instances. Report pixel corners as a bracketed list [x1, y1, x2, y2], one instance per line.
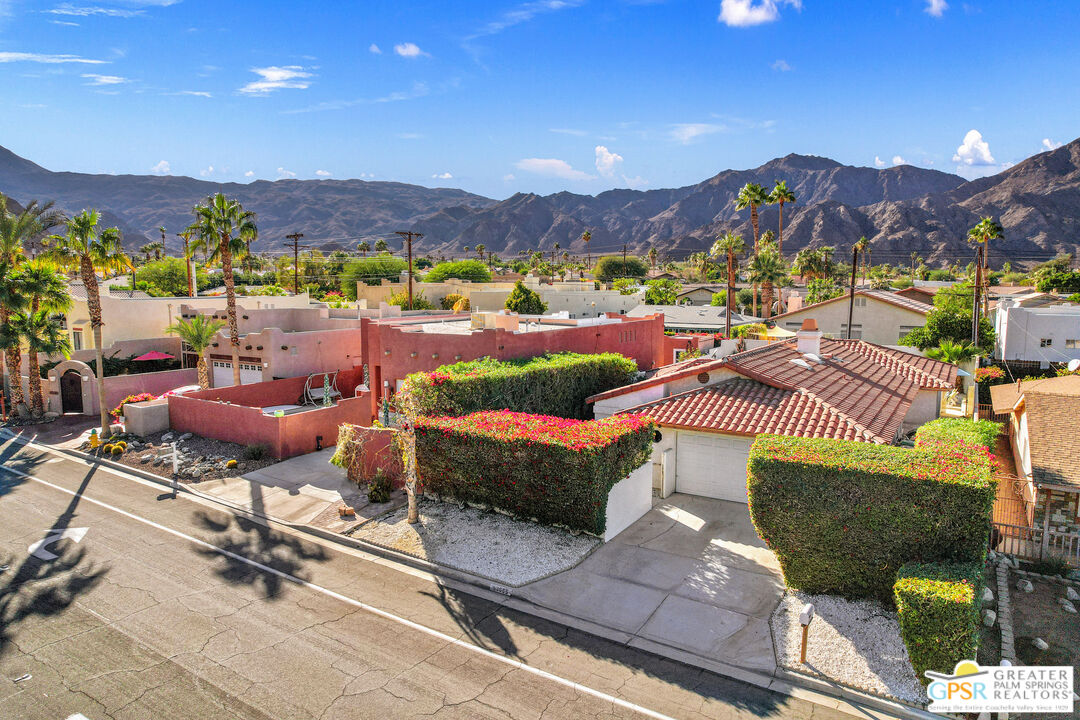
[1, 138, 1078, 267]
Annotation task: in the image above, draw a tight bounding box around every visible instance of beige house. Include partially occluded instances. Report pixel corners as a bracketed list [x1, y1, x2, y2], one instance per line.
[770, 289, 932, 346]
[675, 286, 723, 306]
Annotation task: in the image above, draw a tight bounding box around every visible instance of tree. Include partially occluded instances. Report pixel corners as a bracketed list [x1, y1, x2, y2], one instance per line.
[901, 310, 994, 355]
[647, 246, 658, 269]
[805, 278, 843, 304]
[792, 246, 834, 281]
[4, 309, 70, 416]
[854, 236, 870, 286]
[768, 180, 796, 256]
[594, 255, 648, 282]
[423, 259, 491, 283]
[910, 252, 923, 283]
[45, 210, 130, 436]
[968, 216, 1002, 316]
[388, 289, 434, 310]
[581, 230, 592, 269]
[357, 240, 370, 257]
[475, 244, 486, 263]
[340, 258, 407, 299]
[746, 242, 787, 319]
[375, 238, 389, 253]
[925, 339, 978, 365]
[8, 261, 71, 416]
[643, 279, 681, 305]
[710, 290, 727, 307]
[735, 183, 769, 250]
[504, 281, 547, 315]
[165, 314, 224, 389]
[710, 232, 744, 338]
[186, 193, 257, 386]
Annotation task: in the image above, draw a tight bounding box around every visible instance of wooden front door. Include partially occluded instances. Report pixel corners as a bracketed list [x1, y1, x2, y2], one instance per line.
[60, 370, 83, 414]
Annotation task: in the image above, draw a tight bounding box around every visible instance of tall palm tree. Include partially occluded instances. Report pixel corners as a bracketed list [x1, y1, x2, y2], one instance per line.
[910, 252, 923, 283]
[138, 243, 156, 264]
[374, 238, 389, 254]
[10, 261, 71, 416]
[768, 180, 796, 256]
[4, 310, 70, 417]
[968, 217, 1003, 316]
[357, 240, 370, 257]
[735, 183, 769, 250]
[186, 193, 256, 386]
[854, 236, 870, 287]
[45, 210, 129, 436]
[475, 244, 486, 263]
[165, 314, 226, 389]
[177, 229, 195, 296]
[647, 246, 658, 270]
[711, 232, 744, 338]
[747, 242, 787, 320]
[581, 230, 592, 270]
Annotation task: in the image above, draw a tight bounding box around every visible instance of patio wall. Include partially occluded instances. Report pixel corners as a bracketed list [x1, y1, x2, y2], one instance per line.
[103, 368, 198, 410]
[338, 425, 405, 489]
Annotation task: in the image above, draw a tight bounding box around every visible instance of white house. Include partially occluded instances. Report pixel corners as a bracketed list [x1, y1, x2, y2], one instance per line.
[994, 299, 1080, 364]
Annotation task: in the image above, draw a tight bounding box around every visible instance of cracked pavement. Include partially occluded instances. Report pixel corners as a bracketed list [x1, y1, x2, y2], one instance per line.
[0, 436, 867, 719]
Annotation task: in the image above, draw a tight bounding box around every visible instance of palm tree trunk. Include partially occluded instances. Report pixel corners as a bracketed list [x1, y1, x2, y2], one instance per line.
[197, 357, 209, 389]
[763, 282, 774, 320]
[726, 252, 734, 339]
[777, 201, 784, 256]
[27, 350, 43, 416]
[751, 205, 760, 317]
[221, 239, 241, 385]
[81, 256, 111, 437]
[1, 306, 24, 410]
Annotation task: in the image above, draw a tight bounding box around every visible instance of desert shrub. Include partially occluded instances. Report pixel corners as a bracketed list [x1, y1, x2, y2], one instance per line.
[424, 260, 491, 283]
[915, 417, 1001, 451]
[339, 256, 408, 298]
[747, 431, 996, 600]
[226, 459, 238, 469]
[242, 443, 270, 460]
[414, 411, 655, 534]
[111, 445, 124, 456]
[102, 443, 114, 453]
[398, 352, 638, 420]
[594, 255, 649, 282]
[894, 562, 982, 682]
[367, 468, 391, 503]
[387, 289, 434, 310]
[504, 280, 546, 314]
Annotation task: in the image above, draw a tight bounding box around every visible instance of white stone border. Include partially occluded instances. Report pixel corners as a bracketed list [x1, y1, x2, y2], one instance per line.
[996, 560, 1017, 664]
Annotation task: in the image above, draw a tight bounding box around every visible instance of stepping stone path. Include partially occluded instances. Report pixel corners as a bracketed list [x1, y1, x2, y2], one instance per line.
[982, 609, 997, 627]
[981, 587, 994, 604]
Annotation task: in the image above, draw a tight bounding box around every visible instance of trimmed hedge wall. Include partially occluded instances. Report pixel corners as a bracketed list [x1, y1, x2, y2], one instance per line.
[414, 410, 654, 535]
[747, 433, 996, 599]
[915, 417, 1001, 451]
[398, 352, 638, 420]
[894, 562, 983, 683]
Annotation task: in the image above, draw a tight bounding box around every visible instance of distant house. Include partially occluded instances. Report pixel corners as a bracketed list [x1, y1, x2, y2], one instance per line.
[994, 299, 1080, 363]
[675, 286, 723, 306]
[590, 319, 956, 502]
[625, 304, 757, 334]
[646, 271, 680, 281]
[770, 289, 932, 345]
[894, 285, 937, 306]
[990, 375, 1080, 535]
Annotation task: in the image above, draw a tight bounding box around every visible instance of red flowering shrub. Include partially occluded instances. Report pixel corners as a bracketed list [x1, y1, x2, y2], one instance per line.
[414, 410, 655, 535]
[747, 430, 996, 600]
[974, 366, 1005, 384]
[111, 392, 157, 421]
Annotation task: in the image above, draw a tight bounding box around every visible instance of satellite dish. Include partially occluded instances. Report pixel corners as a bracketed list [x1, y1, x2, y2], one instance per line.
[1068, 359, 1080, 373]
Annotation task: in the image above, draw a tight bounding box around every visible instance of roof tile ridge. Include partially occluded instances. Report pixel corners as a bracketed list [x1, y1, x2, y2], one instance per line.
[618, 376, 751, 414]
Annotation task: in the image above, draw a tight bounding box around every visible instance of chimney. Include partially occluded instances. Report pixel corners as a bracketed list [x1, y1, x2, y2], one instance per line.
[796, 318, 823, 356]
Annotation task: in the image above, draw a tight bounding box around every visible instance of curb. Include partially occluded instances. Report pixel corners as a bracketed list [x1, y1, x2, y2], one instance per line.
[2, 429, 932, 720]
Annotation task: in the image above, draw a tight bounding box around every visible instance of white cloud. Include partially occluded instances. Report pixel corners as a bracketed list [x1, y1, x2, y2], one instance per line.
[874, 156, 886, 168]
[150, 160, 170, 175]
[502, 173, 515, 182]
[771, 59, 791, 71]
[669, 123, 724, 144]
[622, 175, 648, 189]
[81, 73, 127, 85]
[549, 127, 588, 136]
[369, 43, 382, 54]
[431, 172, 453, 179]
[1042, 138, 1063, 151]
[594, 145, 623, 178]
[892, 155, 906, 165]
[396, 132, 423, 139]
[0, 51, 105, 64]
[238, 65, 312, 95]
[924, 0, 947, 17]
[718, 0, 801, 27]
[952, 129, 995, 166]
[50, 19, 80, 26]
[515, 158, 595, 181]
[393, 42, 429, 58]
[46, 4, 142, 17]
[199, 165, 214, 177]
[276, 167, 297, 179]
[315, 169, 331, 177]
[174, 90, 211, 97]
[468, 0, 585, 40]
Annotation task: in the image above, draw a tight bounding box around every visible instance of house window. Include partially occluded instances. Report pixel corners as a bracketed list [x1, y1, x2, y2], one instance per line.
[1040, 338, 1053, 348]
[854, 297, 867, 307]
[841, 323, 863, 340]
[53, 314, 67, 330]
[1066, 339, 1080, 349]
[72, 329, 83, 351]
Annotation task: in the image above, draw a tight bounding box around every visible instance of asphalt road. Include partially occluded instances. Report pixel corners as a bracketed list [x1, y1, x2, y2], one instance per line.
[0, 435, 865, 720]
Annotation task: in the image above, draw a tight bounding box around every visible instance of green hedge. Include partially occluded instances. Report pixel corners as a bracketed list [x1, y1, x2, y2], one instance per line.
[915, 417, 1001, 451]
[414, 411, 654, 535]
[747, 433, 995, 600]
[398, 352, 638, 420]
[894, 562, 983, 683]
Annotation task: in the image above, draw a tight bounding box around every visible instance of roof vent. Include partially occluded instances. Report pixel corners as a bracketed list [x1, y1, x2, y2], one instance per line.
[790, 358, 812, 370]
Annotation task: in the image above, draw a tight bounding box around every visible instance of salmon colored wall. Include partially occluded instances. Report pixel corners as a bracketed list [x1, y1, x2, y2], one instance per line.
[340, 425, 405, 489]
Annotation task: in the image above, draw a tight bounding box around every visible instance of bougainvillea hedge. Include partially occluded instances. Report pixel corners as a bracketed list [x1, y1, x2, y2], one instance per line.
[914, 417, 1001, 452]
[894, 562, 983, 683]
[414, 410, 655, 535]
[747, 432, 996, 600]
[398, 352, 638, 420]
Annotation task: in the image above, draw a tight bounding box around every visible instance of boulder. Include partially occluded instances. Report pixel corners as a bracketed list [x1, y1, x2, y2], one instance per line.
[161, 433, 174, 442]
[981, 609, 997, 627]
[177, 432, 193, 442]
[1059, 599, 1077, 614]
[981, 587, 995, 604]
[1017, 579, 1034, 593]
[1033, 637, 1049, 651]
[1066, 587, 1079, 601]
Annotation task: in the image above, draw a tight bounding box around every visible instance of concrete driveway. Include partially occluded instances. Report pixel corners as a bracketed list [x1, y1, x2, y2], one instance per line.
[518, 493, 783, 674]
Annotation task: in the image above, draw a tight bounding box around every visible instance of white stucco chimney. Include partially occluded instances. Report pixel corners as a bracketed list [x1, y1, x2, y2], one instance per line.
[796, 318, 823, 356]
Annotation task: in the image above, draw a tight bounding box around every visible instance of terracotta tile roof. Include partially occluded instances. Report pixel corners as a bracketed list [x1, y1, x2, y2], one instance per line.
[588, 357, 727, 404]
[771, 289, 933, 321]
[623, 378, 878, 442]
[1022, 375, 1080, 488]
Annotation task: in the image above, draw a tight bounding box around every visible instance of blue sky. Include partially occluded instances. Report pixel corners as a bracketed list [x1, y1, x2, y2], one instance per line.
[1, 0, 1077, 199]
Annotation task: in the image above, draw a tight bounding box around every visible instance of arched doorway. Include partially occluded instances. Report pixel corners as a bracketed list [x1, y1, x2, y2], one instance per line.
[60, 370, 84, 414]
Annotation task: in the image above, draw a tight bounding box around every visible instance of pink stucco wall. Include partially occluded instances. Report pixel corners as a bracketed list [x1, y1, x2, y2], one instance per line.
[339, 425, 405, 489]
[103, 368, 198, 410]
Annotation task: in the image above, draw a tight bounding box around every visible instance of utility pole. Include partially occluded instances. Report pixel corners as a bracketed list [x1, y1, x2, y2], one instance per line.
[622, 244, 628, 278]
[846, 244, 859, 340]
[284, 232, 306, 295]
[177, 231, 194, 297]
[395, 231, 423, 311]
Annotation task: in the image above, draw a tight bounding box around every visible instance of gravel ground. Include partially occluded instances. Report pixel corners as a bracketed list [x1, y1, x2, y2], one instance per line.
[772, 590, 923, 705]
[82, 430, 277, 482]
[350, 496, 600, 586]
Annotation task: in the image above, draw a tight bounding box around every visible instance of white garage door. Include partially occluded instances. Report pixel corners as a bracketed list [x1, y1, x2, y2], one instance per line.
[211, 360, 262, 387]
[675, 431, 750, 502]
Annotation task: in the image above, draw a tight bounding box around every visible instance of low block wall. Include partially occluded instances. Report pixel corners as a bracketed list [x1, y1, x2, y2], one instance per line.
[604, 463, 653, 541]
[333, 425, 405, 489]
[103, 368, 198, 410]
[123, 398, 170, 436]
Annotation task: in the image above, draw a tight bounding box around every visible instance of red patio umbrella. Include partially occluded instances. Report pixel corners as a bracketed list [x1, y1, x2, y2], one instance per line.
[132, 351, 175, 361]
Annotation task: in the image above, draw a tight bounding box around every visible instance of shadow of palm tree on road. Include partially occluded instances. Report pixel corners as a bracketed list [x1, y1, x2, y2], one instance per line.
[421, 583, 520, 658]
[191, 511, 328, 599]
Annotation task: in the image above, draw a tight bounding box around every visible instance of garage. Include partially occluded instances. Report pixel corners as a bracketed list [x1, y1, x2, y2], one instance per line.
[674, 430, 751, 502]
[212, 360, 263, 387]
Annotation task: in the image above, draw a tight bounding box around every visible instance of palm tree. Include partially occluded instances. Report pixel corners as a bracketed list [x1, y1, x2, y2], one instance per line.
[138, 243, 155, 264]
[581, 230, 592, 269]
[968, 217, 1003, 315]
[735, 183, 769, 250]
[711, 232, 744, 338]
[375, 238, 389, 254]
[166, 314, 226, 389]
[926, 339, 978, 365]
[11, 261, 71, 416]
[45, 210, 129, 436]
[647, 246, 658, 270]
[186, 194, 256, 386]
[747, 242, 787, 319]
[475, 244, 486, 263]
[854, 237, 870, 287]
[910, 252, 923, 283]
[4, 310, 70, 417]
[768, 180, 796, 256]
[357, 240, 370, 257]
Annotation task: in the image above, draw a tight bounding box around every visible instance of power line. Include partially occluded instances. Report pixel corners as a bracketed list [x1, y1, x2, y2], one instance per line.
[284, 231, 307, 292]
